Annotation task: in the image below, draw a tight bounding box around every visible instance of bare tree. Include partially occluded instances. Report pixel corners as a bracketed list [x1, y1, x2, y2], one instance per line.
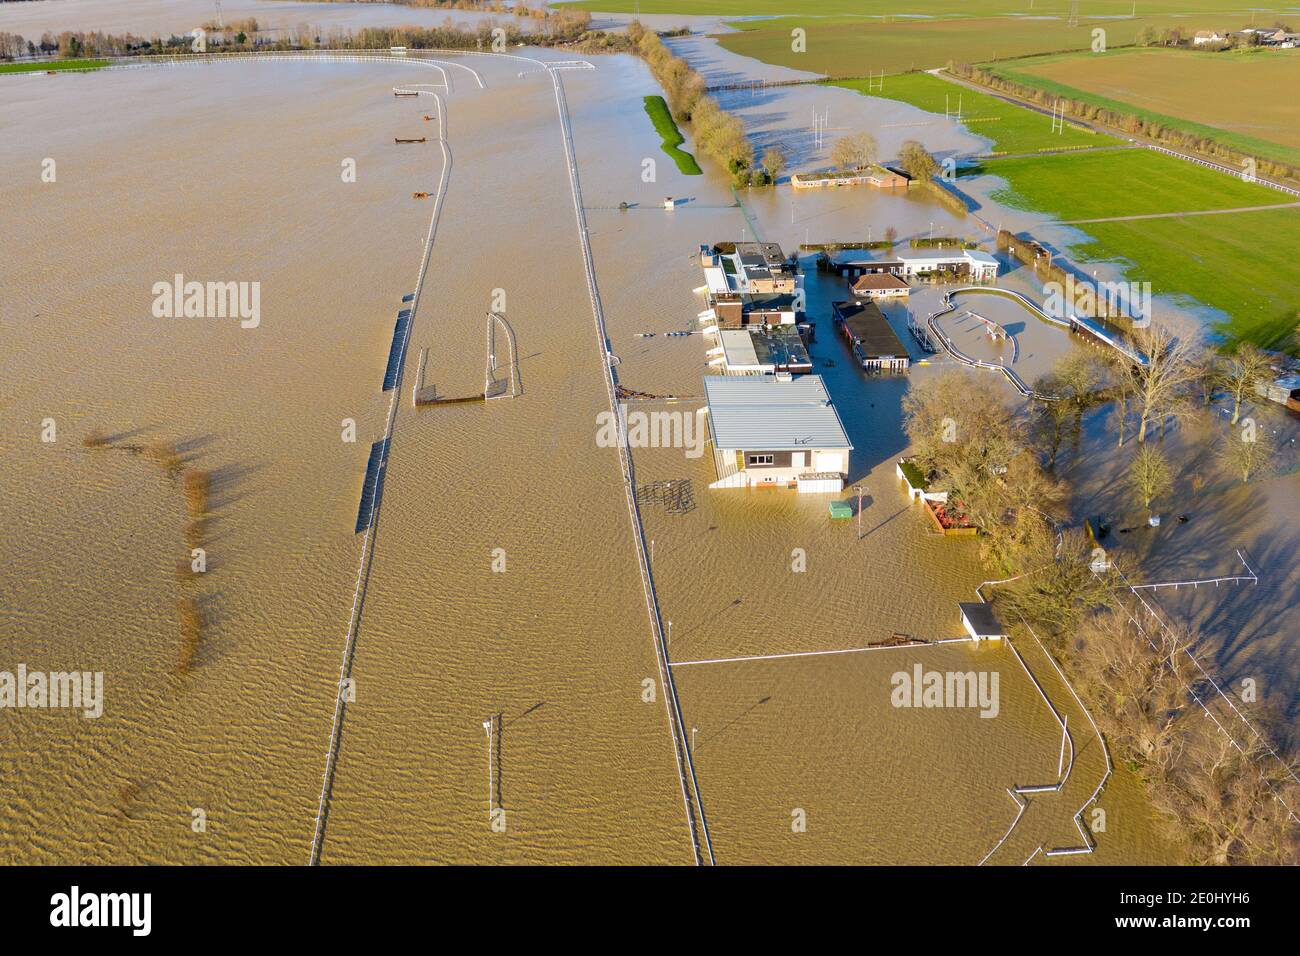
[1217, 421, 1275, 483]
[1217, 342, 1272, 424]
[1156, 706, 1299, 865]
[760, 147, 787, 181]
[1105, 350, 1136, 447]
[1129, 444, 1172, 511]
[897, 139, 938, 181]
[1188, 345, 1219, 408]
[1031, 378, 1072, 472]
[831, 131, 877, 172]
[1131, 320, 1201, 443]
[1070, 607, 1196, 768]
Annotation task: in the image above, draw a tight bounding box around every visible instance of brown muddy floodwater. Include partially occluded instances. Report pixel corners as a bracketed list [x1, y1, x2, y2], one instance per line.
[0, 0, 517, 38]
[1, 49, 1181, 864]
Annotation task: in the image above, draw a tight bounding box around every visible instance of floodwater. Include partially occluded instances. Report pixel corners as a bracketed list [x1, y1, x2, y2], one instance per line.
[1, 43, 1186, 864]
[0, 0, 523, 39]
[0, 0, 739, 42]
[1, 60, 432, 863]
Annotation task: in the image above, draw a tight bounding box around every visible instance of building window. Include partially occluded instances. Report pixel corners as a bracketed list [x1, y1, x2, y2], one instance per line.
[747, 454, 775, 466]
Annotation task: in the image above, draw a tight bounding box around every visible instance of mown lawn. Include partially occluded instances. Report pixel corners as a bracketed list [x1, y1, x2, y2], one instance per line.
[0, 59, 109, 74]
[984, 148, 1284, 220]
[1071, 209, 1300, 350]
[642, 95, 703, 175]
[830, 72, 1113, 155]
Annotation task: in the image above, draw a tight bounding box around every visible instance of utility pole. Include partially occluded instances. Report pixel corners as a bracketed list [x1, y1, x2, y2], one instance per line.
[855, 485, 863, 539]
[482, 718, 494, 820]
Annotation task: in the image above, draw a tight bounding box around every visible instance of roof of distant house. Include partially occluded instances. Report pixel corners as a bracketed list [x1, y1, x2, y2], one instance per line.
[852, 273, 911, 292]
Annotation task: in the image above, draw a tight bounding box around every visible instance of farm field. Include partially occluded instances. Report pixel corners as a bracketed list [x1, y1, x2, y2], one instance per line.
[713, 14, 1229, 77]
[1071, 207, 1300, 348]
[562, 0, 1278, 17]
[831, 72, 1114, 155]
[989, 48, 1300, 168]
[984, 147, 1286, 219]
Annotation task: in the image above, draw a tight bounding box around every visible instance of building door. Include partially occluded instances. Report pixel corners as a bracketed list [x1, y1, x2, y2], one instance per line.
[814, 451, 842, 473]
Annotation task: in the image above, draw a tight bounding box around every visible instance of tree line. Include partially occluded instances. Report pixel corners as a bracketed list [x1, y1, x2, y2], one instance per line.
[0, 7, 602, 61]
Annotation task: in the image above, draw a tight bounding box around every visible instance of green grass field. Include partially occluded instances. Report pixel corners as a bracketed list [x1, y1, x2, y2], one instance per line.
[713, 14, 1238, 77]
[830, 72, 1113, 155]
[1072, 209, 1300, 349]
[988, 49, 1300, 169]
[984, 148, 1285, 219]
[977, 149, 1299, 347]
[0, 59, 109, 74]
[562, 0, 1276, 17]
[642, 95, 703, 175]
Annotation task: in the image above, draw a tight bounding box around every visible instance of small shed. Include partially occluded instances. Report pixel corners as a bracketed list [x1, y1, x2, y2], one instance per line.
[958, 602, 1006, 641]
[828, 500, 854, 519]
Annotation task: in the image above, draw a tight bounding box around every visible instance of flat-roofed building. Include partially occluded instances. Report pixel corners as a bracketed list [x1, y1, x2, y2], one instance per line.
[703, 375, 853, 491]
[832, 300, 910, 372]
[958, 602, 1006, 641]
[835, 247, 999, 284]
[712, 327, 813, 375]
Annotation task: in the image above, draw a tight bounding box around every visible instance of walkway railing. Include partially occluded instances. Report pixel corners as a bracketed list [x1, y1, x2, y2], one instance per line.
[550, 68, 713, 865]
[310, 86, 452, 866]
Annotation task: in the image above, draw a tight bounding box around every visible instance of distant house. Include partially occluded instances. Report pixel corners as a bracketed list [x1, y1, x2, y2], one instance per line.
[865, 166, 909, 189]
[703, 375, 853, 492]
[832, 300, 910, 372]
[792, 164, 909, 190]
[850, 272, 911, 300]
[1254, 373, 1300, 411]
[1193, 30, 1226, 44]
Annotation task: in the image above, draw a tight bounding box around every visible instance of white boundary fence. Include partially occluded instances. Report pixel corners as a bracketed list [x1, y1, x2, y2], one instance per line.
[1142, 144, 1300, 198]
[310, 87, 452, 865]
[549, 66, 713, 865]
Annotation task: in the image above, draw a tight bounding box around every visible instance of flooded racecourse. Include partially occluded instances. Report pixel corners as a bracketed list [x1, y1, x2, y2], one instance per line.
[0, 36, 1190, 863]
